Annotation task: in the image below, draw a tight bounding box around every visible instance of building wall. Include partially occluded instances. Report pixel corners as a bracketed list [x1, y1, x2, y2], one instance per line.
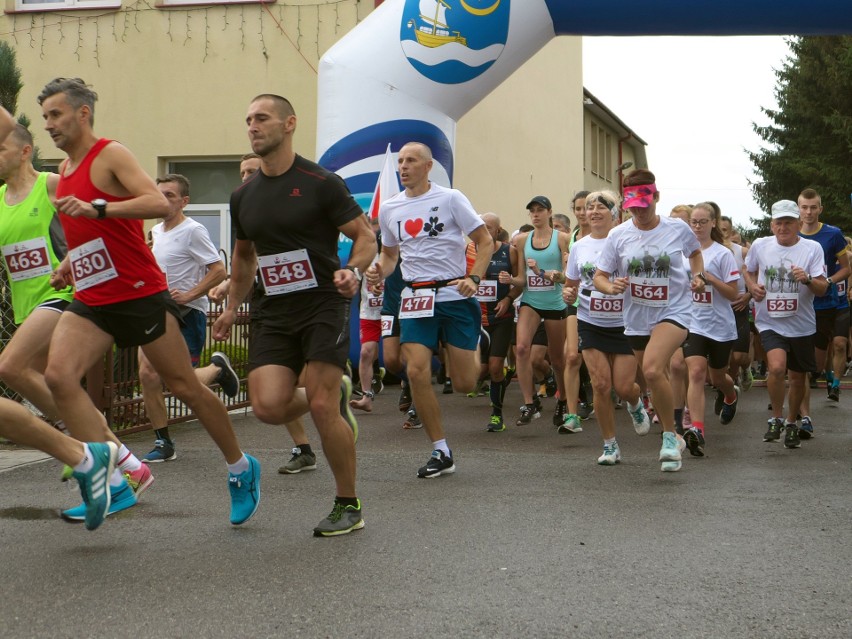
[455, 37, 584, 234]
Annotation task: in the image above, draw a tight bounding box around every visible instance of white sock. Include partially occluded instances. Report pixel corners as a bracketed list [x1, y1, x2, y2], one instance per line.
[227, 454, 249, 475]
[109, 469, 124, 487]
[604, 437, 617, 446]
[432, 439, 450, 456]
[117, 444, 142, 473]
[72, 445, 94, 474]
[627, 399, 642, 412]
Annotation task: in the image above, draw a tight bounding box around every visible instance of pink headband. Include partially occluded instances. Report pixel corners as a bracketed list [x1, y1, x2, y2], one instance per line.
[623, 183, 658, 209]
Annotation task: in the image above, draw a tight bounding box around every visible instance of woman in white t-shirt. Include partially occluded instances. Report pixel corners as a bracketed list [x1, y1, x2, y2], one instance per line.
[564, 191, 651, 465]
[594, 169, 706, 472]
[681, 203, 741, 458]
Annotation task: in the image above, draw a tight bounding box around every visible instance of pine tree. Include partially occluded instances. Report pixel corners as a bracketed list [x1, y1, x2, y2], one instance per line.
[748, 36, 852, 234]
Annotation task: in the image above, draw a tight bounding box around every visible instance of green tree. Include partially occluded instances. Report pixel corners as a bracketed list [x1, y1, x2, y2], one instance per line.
[0, 41, 41, 169]
[748, 36, 852, 234]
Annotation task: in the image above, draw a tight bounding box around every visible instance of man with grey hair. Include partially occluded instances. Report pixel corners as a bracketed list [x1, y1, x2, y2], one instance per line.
[744, 199, 827, 449]
[39, 77, 262, 527]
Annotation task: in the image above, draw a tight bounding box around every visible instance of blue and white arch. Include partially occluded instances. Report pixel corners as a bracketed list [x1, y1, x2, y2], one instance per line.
[319, 0, 852, 360]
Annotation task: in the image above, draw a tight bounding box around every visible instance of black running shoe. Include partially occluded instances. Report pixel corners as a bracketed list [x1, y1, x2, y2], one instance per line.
[398, 383, 412, 412]
[313, 499, 365, 537]
[784, 423, 801, 449]
[417, 450, 455, 478]
[828, 385, 840, 402]
[713, 389, 724, 415]
[552, 400, 567, 427]
[442, 379, 454, 395]
[684, 427, 705, 457]
[719, 387, 739, 425]
[763, 418, 783, 442]
[516, 404, 540, 426]
[544, 371, 558, 398]
[211, 351, 240, 398]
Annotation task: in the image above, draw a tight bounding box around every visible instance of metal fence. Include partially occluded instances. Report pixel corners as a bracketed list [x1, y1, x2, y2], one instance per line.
[0, 284, 252, 435]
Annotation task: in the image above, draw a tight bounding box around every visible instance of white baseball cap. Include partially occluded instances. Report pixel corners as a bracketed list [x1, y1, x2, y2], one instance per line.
[771, 200, 800, 219]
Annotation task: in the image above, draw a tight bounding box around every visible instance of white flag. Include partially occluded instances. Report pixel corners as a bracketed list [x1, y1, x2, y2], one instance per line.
[367, 144, 400, 220]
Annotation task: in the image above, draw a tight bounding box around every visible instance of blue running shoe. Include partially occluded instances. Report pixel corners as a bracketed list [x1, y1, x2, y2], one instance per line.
[229, 454, 261, 526]
[69, 442, 116, 530]
[64, 473, 138, 529]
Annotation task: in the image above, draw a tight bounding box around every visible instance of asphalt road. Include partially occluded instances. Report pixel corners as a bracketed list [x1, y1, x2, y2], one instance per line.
[1, 381, 850, 639]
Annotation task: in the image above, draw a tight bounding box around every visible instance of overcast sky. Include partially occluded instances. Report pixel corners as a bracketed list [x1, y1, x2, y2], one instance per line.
[583, 36, 792, 229]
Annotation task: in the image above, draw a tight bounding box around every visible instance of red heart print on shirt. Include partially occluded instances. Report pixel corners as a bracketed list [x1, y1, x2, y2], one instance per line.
[404, 218, 424, 238]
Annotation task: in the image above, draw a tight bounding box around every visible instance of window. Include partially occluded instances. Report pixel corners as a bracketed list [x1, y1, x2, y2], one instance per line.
[589, 122, 613, 183]
[15, 0, 121, 11]
[168, 160, 242, 255]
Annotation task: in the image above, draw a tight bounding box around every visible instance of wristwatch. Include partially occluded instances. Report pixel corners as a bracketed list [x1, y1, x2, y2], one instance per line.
[826, 276, 834, 285]
[91, 198, 108, 219]
[806, 273, 813, 285]
[468, 275, 481, 285]
[345, 266, 363, 282]
[696, 272, 708, 284]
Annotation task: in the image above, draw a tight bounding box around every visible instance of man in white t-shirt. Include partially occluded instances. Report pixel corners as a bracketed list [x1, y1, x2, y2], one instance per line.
[744, 199, 827, 450]
[138, 174, 239, 462]
[366, 142, 492, 478]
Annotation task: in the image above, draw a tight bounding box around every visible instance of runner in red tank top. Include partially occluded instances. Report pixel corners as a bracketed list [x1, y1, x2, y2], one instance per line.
[39, 78, 261, 528]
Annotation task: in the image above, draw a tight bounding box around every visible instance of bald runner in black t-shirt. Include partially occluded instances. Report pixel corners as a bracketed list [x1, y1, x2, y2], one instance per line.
[213, 94, 376, 537]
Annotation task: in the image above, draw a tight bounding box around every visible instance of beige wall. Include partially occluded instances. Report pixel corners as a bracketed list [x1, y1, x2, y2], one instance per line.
[5, 1, 371, 175]
[455, 37, 584, 235]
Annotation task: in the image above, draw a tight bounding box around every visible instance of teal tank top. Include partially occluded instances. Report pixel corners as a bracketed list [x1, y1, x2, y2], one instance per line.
[523, 229, 566, 311]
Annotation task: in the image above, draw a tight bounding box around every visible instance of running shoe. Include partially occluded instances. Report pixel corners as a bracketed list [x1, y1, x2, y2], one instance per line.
[516, 404, 540, 426]
[61, 464, 73, 482]
[398, 383, 412, 412]
[763, 418, 784, 442]
[544, 372, 558, 398]
[313, 499, 365, 537]
[552, 401, 567, 427]
[577, 402, 595, 420]
[211, 351, 240, 398]
[66, 442, 118, 530]
[683, 427, 705, 457]
[371, 367, 385, 395]
[784, 423, 801, 449]
[436, 365, 447, 385]
[403, 407, 422, 429]
[557, 413, 582, 434]
[719, 387, 739, 425]
[442, 379, 454, 394]
[713, 389, 724, 416]
[229, 454, 261, 526]
[628, 400, 651, 436]
[659, 432, 682, 472]
[486, 415, 506, 432]
[124, 464, 154, 497]
[63, 474, 137, 527]
[740, 367, 754, 392]
[798, 416, 814, 440]
[340, 375, 359, 444]
[278, 447, 317, 474]
[827, 384, 840, 403]
[142, 438, 176, 463]
[597, 441, 622, 465]
[417, 449, 455, 478]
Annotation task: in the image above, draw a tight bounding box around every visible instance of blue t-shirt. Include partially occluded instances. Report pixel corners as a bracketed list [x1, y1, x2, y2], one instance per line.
[799, 223, 847, 310]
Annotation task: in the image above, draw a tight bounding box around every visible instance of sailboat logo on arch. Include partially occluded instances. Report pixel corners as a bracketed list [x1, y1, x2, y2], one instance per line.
[400, 0, 510, 85]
